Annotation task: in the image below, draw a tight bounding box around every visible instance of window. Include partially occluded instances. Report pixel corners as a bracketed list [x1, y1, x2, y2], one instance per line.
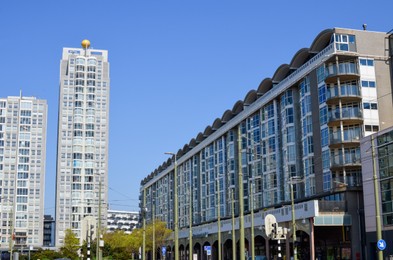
[359, 58, 374, 66]
[361, 80, 376, 88]
[363, 102, 378, 110]
[318, 85, 326, 104]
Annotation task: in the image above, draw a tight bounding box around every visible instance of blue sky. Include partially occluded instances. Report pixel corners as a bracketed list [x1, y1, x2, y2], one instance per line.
[0, 1, 391, 215]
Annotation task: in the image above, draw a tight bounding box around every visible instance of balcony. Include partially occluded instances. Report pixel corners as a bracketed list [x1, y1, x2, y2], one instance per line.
[329, 131, 362, 148]
[318, 200, 346, 213]
[326, 84, 361, 105]
[330, 155, 361, 170]
[325, 62, 359, 84]
[328, 109, 363, 127]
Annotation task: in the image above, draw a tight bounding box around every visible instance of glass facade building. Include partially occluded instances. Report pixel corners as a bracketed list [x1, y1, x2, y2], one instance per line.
[0, 96, 47, 249]
[140, 28, 393, 260]
[55, 41, 110, 246]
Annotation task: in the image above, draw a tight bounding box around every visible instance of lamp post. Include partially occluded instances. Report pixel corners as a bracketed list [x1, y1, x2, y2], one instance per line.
[371, 135, 383, 260]
[249, 176, 261, 260]
[237, 127, 245, 260]
[165, 152, 179, 260]
[143, 189, 146, 260]
[217, 177, 222, 260]
[230, 186, 236, 260]
[189, 183, 193, 260]
[153, 191, 156, 260]
[289, 176, 303, 260]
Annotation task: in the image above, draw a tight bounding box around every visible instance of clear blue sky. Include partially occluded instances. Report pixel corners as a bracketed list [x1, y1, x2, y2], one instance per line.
[0, 1, 391, 215]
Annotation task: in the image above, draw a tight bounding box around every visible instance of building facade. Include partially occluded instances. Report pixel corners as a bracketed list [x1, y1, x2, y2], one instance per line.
[0, 95, 47, 249]
[43, 215, 55, 247]
[140, 28, 393, 260]
[361, 125, 393, 259]
[107, 210, 139, 234]
[55, 40, 110, 246]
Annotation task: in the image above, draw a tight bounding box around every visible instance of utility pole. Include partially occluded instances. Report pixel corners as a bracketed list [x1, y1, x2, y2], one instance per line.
[238, 127, 245, 260]
[217, 178, 221, 260]
[231, 188, 236, 260]
[97, 179, 103, 260]
[189, 185, 193, 260]
[371, 134, 383, 260]
[143, 189, 146, 260]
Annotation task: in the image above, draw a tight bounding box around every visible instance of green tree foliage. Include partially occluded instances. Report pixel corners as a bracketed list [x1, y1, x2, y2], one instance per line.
[30, 248, 63, 260]
[59, 229, 80, 259]
[146, 220, 172, 252]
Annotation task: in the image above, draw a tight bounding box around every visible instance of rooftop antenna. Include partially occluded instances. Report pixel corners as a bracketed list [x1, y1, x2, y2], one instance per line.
[20, 89, 22, 99]
[362, 24, 367, 31]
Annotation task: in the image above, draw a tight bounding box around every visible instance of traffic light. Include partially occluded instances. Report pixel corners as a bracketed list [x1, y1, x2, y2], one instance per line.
[271, 222, 277, 236]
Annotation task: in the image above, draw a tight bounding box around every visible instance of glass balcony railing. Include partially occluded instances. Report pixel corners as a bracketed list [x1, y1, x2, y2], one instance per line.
[318, 200, 346, 212]
[329, 108, 362, 122]
[325, 62, 358, 78]
[331, 155, 361, 168]
[326, 85, 361, 101]
[329, 131, 362, 145]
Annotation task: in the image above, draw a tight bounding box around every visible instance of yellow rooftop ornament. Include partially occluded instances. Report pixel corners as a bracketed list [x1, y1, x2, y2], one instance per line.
[81, 39, 91, 49]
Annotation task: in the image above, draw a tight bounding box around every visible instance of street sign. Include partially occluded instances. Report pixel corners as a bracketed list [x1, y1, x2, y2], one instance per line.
[206, 249, 211, 256]
[377, 239, 386, 251]
[204, 246, 211, 251]
[162, 246, 167, 255]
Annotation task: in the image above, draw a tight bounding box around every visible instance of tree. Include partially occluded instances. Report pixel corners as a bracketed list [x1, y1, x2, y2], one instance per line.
[31, 248, 63, 260]
[59, 229, 80, 260]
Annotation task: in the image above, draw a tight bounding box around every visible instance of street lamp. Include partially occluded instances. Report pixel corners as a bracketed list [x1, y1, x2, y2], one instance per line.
[371, 134, 383, 260]
[237, 127, 245, 260]
[289, 176, 303, 260]
[142, 189, 147, 260]
[188, 182, 193, 260]
[165, 152, 179, 260]
[249, 176, 261, 260]
[216, 177, 222, 260]
[153, 191, 156, 260]
[230, 186, 236, 260]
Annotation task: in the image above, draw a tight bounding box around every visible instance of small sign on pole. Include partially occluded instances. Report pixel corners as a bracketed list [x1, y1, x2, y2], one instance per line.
[377, 239, 386, 251]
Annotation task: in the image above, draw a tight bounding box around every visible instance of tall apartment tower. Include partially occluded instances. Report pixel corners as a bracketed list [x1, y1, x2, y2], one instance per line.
[0, 95, 47, 249]
[55, 40, 110, 246]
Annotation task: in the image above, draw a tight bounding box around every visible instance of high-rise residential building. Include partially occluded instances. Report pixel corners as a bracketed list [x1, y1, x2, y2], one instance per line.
[140, 28, 393, 260]
[0, 95, 47, 249]
[55, 40, 110, 246]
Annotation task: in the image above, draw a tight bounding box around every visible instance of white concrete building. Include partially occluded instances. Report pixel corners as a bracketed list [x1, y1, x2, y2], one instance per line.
[55, 40, 110, 246]
[0, 95, 47, 249]
[107, 210, 139, 234]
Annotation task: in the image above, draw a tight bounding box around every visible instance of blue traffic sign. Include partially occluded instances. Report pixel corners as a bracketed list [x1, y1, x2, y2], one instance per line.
[204, 246, 211, 251]
[162, 246, 166, 255]
[377, 239, 386, 251]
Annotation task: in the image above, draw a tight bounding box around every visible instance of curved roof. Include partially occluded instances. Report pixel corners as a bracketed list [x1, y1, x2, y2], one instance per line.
[221, 109, 234, 123]
[257, 78, 273, 96]
[272, 64, 290, 82]
[176, 148, 183, 158]
[310, 28, 333, 52]
[232, 100, 244, 115]
[290, 48, 310, 69]
[212, 118, 223, 130]
[244, 90, 258, 106]
[203, 126, 213, 136]
[182, 144, 190, 154]
[189, 138, 197, 148]
[196, 132, 205, 143]
[143, 28, 340, 187]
